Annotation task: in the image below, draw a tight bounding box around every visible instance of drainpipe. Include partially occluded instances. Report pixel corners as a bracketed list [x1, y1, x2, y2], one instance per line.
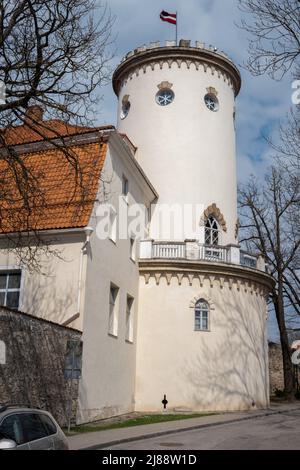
[62, 226, 93, 328]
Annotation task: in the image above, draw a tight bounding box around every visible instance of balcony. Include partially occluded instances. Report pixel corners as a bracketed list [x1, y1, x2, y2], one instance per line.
[139, 240, 266, 272]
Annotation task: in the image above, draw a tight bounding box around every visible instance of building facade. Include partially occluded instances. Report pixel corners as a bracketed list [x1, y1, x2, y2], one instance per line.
[0, 40, 274, 423]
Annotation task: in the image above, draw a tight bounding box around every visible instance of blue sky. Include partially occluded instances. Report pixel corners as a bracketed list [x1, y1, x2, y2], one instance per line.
[98, 0, 293, 186]
[96, 0, 295, 340]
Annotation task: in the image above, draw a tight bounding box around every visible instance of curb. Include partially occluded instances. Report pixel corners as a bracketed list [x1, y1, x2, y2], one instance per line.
[78, 405, 300, 450]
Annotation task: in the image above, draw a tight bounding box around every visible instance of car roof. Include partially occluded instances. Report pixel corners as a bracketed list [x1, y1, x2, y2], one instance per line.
[0, 406, 53, 419]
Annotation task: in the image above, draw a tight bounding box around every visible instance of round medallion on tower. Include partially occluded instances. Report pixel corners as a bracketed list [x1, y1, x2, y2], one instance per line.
[120, 94, 131, 119]
[204, 86, 219, 112]
[155, 81, 174, 106]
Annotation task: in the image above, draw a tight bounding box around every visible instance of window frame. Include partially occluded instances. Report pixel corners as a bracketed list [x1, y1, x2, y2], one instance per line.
[0, 269, 22, 310]
[155, 88, 175, 106]
[205, 216, 219, 246]
[125, 294, 134, 343]
[194, 300, 210, 332]
[204, 93, 219, 112]
[108, 283, 119, 337]
[120, 100, 131, 120]
[122, 175, 129, 202]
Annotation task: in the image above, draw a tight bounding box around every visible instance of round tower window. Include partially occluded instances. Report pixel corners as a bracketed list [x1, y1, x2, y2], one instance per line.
[156, 89, 174, 106]
[120, 100, 131, 119]
[204, 94, 219, 112]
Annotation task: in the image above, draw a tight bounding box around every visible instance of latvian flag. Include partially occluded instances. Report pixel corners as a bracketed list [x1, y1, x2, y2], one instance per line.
[160, 10, 177, 25]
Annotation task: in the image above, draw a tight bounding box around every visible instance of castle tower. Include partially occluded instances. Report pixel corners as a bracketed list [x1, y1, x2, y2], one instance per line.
[112, 41, 273, 413]
[113, 40, 241, 244]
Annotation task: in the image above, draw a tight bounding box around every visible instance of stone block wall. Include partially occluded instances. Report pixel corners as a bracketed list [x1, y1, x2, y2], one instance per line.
[269, 341, 284, 394]
[0, 307, 82, 427]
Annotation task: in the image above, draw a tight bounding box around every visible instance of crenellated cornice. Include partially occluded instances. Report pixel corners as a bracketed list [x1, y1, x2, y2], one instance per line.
[139, 259, 274, 298]
[113, 45, 241, 97]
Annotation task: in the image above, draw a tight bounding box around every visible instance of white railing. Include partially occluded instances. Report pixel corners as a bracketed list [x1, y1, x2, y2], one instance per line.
[199, 245, 228, 262]
[240, 251, 257, 269]
[152, 242, 186, 259]
[139, 240, 262, 271]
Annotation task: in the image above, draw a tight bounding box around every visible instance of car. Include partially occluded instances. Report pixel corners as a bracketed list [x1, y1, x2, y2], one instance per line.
[0, 405, 69, 450]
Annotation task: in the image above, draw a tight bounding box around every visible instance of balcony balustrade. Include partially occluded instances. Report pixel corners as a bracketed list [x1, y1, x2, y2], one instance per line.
[139, 240, 265, 271]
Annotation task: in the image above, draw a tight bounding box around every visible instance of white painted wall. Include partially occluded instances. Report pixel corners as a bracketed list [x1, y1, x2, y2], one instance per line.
[136, 274, 269, 412]
[77, 137, 156, 423]
[0, 234, 84, 329]
[117, 58, 238, 244]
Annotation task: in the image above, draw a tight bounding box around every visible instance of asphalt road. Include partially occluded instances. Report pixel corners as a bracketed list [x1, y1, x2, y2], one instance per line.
[104, 410, 300, 450]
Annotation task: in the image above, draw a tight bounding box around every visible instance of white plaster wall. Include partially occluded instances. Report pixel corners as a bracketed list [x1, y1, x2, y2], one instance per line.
[0, 235, 84, 329]
[77, 142, 155, 423]
[135, 274, 269, 412]
[117, 60, 238, 244]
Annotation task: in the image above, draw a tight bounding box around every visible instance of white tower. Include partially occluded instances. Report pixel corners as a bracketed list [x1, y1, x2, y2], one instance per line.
[113, 40, 241, 244]
[113, 41, 273, 413]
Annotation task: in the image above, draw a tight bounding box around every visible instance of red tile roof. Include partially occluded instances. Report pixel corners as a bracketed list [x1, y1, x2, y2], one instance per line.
[0, 120, 108, 233]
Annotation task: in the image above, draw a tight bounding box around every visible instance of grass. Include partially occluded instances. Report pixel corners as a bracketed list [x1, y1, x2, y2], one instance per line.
[65, 412, 215, 436]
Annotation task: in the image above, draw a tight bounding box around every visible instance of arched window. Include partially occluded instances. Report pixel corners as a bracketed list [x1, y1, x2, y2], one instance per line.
[195, 300, 209, 331]
[205, 216, 219, 246]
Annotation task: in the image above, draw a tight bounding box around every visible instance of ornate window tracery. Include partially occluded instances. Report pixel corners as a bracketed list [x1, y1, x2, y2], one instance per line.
[205, 216, 219, 246]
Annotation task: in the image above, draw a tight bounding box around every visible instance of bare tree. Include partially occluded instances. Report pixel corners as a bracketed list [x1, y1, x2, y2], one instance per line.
[238, 0, 300, 79]
[238, 0, 300, 398]
[0, 0, 114, 125]
[239, 164, 300, 397]
[0, 1, 115, 269]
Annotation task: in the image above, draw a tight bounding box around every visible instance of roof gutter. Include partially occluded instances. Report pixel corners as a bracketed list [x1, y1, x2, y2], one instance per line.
[0, 227, 88, 240]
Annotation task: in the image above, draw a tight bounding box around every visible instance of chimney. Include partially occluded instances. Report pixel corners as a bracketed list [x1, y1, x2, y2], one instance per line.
[24, 105, 44, 124]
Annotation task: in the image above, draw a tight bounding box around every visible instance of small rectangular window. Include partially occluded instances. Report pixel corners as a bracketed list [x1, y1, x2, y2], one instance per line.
[108, 284, 119, 336]
[0, 271, 21, 309]
[122, 176, 129, 199]
[195, 301, 209, 331]
[126, 295, 134, 343]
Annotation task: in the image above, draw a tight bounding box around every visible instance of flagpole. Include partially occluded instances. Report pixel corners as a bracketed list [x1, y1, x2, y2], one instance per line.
[175, 11, 178, 45]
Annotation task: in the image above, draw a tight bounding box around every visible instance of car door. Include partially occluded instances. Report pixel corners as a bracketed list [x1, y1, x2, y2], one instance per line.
[18, 412, 54, 450]
[0, 413, 29, 449]
[39, 413, 64, 450]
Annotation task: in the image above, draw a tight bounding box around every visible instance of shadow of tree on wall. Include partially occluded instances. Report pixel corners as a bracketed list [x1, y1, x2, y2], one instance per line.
[21, 248, 79, 325]
[0, 308, 81, 426]
[180, 287, 268, 411]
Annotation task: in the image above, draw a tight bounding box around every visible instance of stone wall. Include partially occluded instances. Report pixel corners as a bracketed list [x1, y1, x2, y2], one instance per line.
[0, 307, 82, 427]
[269, 342, 284, 394]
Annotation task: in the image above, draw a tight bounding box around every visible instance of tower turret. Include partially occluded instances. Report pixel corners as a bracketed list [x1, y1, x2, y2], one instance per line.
[113, 40, 241, 245]
[112, 41, 272, 415]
